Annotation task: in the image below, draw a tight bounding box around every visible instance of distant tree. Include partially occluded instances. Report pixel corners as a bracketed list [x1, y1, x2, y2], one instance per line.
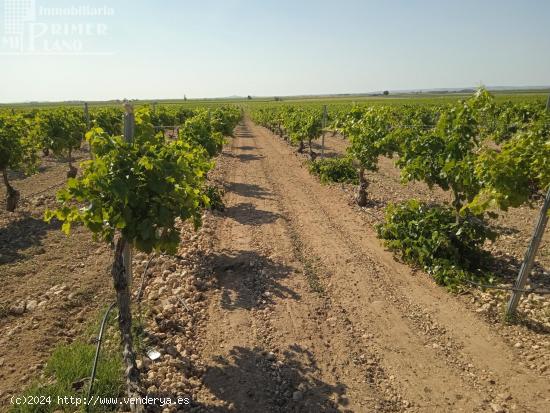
[184, 95, 187, 101]
[247, 95, 252, 100]
[383, 90, 390, 96]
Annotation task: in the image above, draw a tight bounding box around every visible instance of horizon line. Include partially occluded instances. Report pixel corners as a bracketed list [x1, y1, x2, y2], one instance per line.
[2, 85, 550, 105]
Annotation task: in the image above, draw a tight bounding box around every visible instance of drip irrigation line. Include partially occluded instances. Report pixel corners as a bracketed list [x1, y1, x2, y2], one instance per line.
[20, 181, 66, 200]
[464, 279, 550, 295]
[86, 301, 116, 412]
[0, 180, 66, 206]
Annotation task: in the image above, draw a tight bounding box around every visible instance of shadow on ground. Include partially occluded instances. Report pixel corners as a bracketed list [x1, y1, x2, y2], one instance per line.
[0, 215, 54, 264]
[489, 252, 549, 287]
[233, 130, 254, 139]
[201, 345, 349, 412]
[233, 153, 263, 163]
[226, 182, 273, 200]
[224, 202, 281, 226]
[310, 141, 345, 159]
[206, 249, 300, 310]
[476, 252, 550, 334]
[141, 345, 348, 412]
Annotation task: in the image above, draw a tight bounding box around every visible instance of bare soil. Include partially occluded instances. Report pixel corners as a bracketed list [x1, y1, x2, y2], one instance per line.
[1, 124, 549, 413]
[164, 120, 549, 412]
[0, 151, 114, 406]
[312, 133, 550, 329]
[312, 133, 550, 282]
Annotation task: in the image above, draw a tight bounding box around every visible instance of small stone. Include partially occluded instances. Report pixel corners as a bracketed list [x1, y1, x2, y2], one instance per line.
[266, 352, 276, 361]
[514, 342, 523, 349]
[142, 357, 152, 370]
[11, 303, 25, 315]
[26, 300, 38, 312]
[164, 346, 179, 357]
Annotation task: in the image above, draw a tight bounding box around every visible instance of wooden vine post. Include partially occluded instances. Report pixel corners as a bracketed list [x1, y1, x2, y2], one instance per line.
[44, 103, 225, 409]
[84, 102, 94, 160]
[84, 102, 90, 130]
[505, 95, 550, 318]
[111, 103, 143, 411]
[321, 105, 327, 158]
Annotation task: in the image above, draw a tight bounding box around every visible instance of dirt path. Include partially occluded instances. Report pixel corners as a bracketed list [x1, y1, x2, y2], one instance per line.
[194, 120, 549, 412]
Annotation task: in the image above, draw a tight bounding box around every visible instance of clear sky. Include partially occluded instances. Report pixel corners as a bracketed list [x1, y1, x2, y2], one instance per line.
[1, 0, 549, 102]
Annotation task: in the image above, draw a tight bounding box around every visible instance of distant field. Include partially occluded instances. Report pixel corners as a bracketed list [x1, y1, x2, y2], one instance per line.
[2, 90, 548, 110]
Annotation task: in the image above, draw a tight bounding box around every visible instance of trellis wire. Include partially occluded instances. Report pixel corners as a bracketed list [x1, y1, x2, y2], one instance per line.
[464, 279, 550, 295]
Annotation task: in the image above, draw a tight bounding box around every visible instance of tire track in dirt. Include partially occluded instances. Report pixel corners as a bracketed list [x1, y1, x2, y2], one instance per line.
[196, 120, 549, 412]
[252, 124, 487, 412]
[198, 123, 401, 412]
[253, 120, 550, 412]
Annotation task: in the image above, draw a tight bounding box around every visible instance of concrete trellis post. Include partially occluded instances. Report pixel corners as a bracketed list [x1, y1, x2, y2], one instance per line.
[505, 95, 550, 318]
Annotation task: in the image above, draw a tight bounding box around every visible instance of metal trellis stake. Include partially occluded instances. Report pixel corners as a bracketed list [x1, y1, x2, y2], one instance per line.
[505, 95, 550, 318]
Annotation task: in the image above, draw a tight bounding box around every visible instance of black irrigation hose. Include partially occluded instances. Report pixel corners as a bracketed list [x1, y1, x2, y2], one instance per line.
[464, 279, 550, 295]
[86, 301, 116, 412]
[85, 256, 154, 411]
[85, 253, 155, 409]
